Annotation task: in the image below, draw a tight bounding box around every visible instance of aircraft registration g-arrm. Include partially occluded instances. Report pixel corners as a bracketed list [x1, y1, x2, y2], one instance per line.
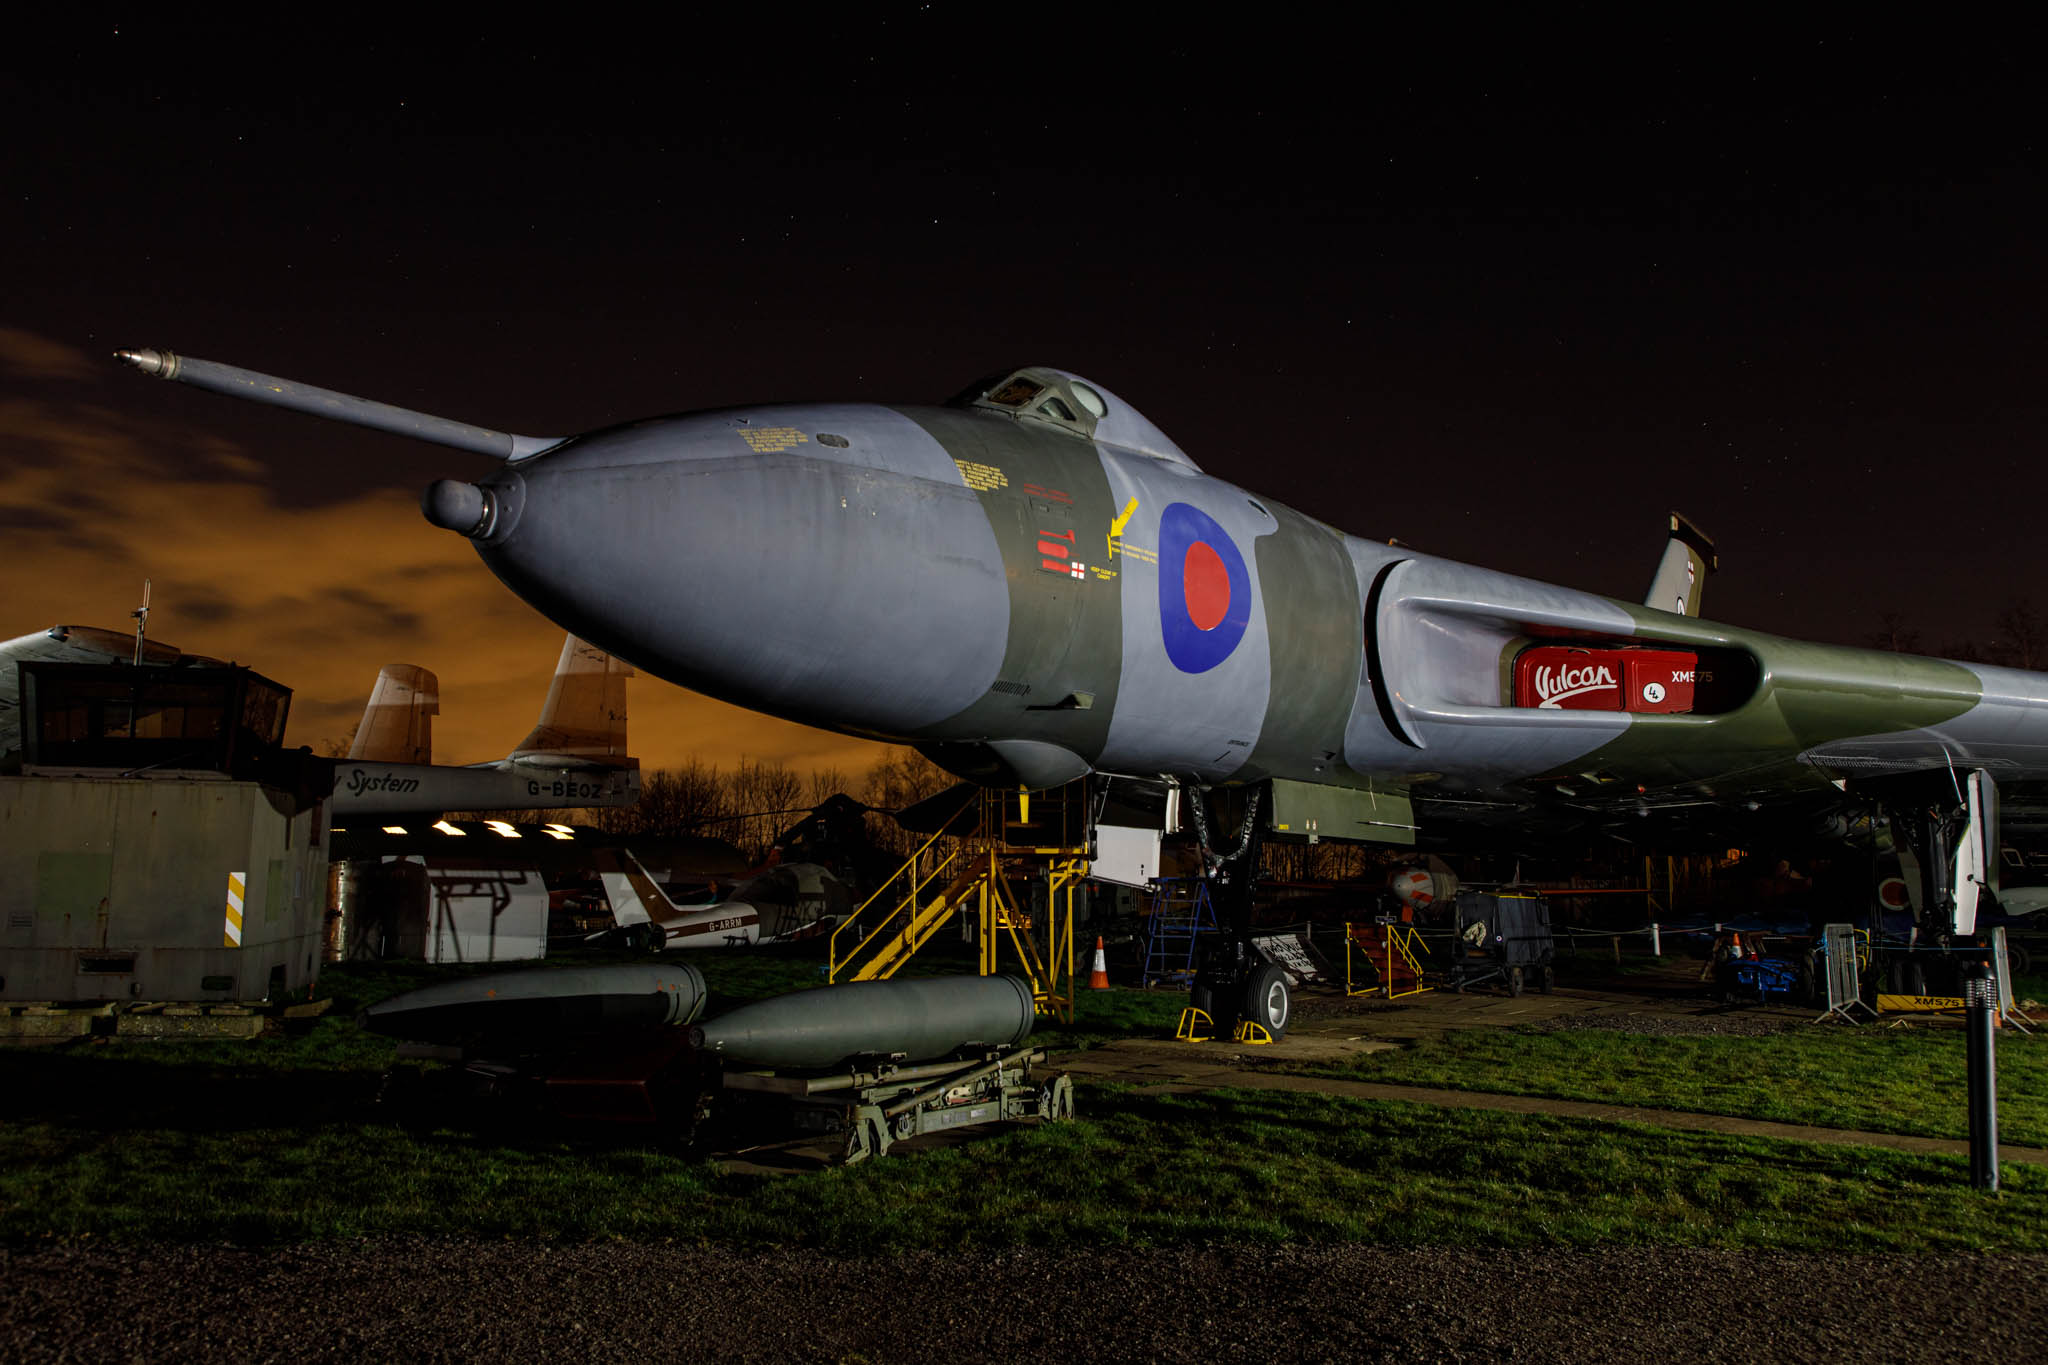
[118, 348, 2047, 1001]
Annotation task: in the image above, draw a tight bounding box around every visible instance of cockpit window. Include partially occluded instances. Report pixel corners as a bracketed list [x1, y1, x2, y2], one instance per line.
[988, 379, 1044, 407]
[954, 367, 1097, 440]
[949, 365, 1201, 470]
[948, 366, 1124, 446]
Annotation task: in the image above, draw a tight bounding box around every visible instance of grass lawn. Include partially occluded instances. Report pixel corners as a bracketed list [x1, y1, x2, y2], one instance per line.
[4, 952, 2041, 1251]
[1284, 1022, 2048, 1146]
[3, 1067, 2041, 1252]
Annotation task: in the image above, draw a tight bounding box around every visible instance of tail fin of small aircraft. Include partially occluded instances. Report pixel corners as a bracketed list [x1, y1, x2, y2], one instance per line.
[348, 664, 439, 764]
[593, 846, 676, 929]
[593, 846, 763, 947]
[510, 635, 634, 766]
[1644, 511, 1718, 617]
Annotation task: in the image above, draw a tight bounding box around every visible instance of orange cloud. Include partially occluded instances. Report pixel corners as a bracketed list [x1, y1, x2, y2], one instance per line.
[4, 333, 892, 787]
[0, 327, 95, 382]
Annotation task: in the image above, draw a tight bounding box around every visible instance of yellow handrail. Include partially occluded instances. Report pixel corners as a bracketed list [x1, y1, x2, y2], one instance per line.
[856, 860, 979, 980]
[1383, 923, 1432, 998]
[1345, 920, 1434, 1000]
[829, 794, 974, 979]
[830, 844, 961, 980]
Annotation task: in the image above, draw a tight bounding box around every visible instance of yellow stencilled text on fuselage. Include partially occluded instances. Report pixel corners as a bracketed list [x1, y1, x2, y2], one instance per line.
[740, 427, 810, 453]
[955, 459, 1009, 492]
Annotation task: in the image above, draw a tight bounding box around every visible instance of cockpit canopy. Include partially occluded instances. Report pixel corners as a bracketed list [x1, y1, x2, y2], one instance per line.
[949, 366, 1199, 470]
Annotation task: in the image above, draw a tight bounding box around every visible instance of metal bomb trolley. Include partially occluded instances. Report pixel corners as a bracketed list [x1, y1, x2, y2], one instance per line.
[360, 966, 1074, 1164]
[1444, 890, 1556, 996]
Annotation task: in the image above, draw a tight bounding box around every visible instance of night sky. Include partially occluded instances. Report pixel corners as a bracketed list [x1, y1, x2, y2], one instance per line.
[7, 18, 2042, 776]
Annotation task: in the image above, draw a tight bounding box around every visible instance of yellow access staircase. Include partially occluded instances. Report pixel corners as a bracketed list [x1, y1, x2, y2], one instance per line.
[829, 785, 1089, 1021]
[1346, 920, 1435, 1000]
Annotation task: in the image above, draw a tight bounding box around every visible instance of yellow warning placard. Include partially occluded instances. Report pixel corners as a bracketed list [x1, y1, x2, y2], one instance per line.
[1876, 994, 1966, 1012]
[223, 871, 247, 948]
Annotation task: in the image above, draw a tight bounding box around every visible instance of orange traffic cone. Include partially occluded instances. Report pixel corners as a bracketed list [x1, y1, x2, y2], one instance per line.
[1088, 936, 1111, 990]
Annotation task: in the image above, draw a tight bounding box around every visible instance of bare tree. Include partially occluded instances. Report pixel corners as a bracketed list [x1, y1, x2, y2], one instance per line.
[729, 758, 806, 860]
[1870, 610, 1921, 654]
[807, 766, 851, 807]
[861, 748, 955, 811]
[589, 759, 731, 837]
[1994, 599, 2044, 670]
[861, 748, 960, 859]
[319, 721, 359, 758]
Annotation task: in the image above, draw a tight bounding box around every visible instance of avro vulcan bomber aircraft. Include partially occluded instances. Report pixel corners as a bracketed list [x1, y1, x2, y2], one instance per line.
[119, 349, 2040, 1020]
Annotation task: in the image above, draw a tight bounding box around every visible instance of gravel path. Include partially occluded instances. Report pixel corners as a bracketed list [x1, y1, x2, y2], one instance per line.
[5, 1242, 2044, 1363]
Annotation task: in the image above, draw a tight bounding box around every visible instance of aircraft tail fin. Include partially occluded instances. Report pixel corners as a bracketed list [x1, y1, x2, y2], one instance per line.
[594, 846, 679, 929]
[348, 664, 439, 764]
[1644, 511, 1718, 617]
[510, 635, 635, 766]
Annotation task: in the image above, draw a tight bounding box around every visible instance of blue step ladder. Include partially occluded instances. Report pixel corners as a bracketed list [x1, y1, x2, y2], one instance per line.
[1141, 878, 1218, 986]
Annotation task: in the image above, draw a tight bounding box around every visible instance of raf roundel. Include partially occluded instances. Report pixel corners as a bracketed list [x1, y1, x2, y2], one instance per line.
[1157, 502, 1251, 674]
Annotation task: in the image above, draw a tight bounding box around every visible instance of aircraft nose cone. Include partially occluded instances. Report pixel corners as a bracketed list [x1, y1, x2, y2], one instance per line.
[422, 477, 522, 539]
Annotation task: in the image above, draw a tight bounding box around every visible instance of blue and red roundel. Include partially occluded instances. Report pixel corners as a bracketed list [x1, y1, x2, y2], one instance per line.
[1157, 502, 1251, 674]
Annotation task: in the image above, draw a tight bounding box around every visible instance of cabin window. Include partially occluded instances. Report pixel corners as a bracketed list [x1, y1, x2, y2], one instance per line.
[988, 379, 1044, 407]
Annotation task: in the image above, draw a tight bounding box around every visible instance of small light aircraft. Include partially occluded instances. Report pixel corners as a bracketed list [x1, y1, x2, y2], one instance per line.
[594, 847, 846, 949]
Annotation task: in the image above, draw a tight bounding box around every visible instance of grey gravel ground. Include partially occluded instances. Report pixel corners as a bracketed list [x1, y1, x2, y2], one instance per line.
[4, 1241, 2044, 1363]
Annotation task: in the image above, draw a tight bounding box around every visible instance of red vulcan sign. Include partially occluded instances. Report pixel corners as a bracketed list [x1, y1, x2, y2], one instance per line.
[1514, 647, 1697, 713]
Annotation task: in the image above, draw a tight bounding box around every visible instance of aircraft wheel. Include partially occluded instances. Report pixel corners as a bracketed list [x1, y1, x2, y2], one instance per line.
[1508, 965, 1524, 998]
[1189, 980, 1214, 1021]
[2008, 943, 2033, 975]
[1538, 964, 1555, 995]
[845, 1107, 890, 1164]
[1240, 962, 1290, 1041]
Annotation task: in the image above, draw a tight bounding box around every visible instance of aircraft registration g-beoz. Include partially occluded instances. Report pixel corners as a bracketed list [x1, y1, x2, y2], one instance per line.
[118, 347, 2044, 1031]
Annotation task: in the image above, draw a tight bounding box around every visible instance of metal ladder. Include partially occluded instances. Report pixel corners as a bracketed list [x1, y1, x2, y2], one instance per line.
[1140, 878, 1217, 986]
